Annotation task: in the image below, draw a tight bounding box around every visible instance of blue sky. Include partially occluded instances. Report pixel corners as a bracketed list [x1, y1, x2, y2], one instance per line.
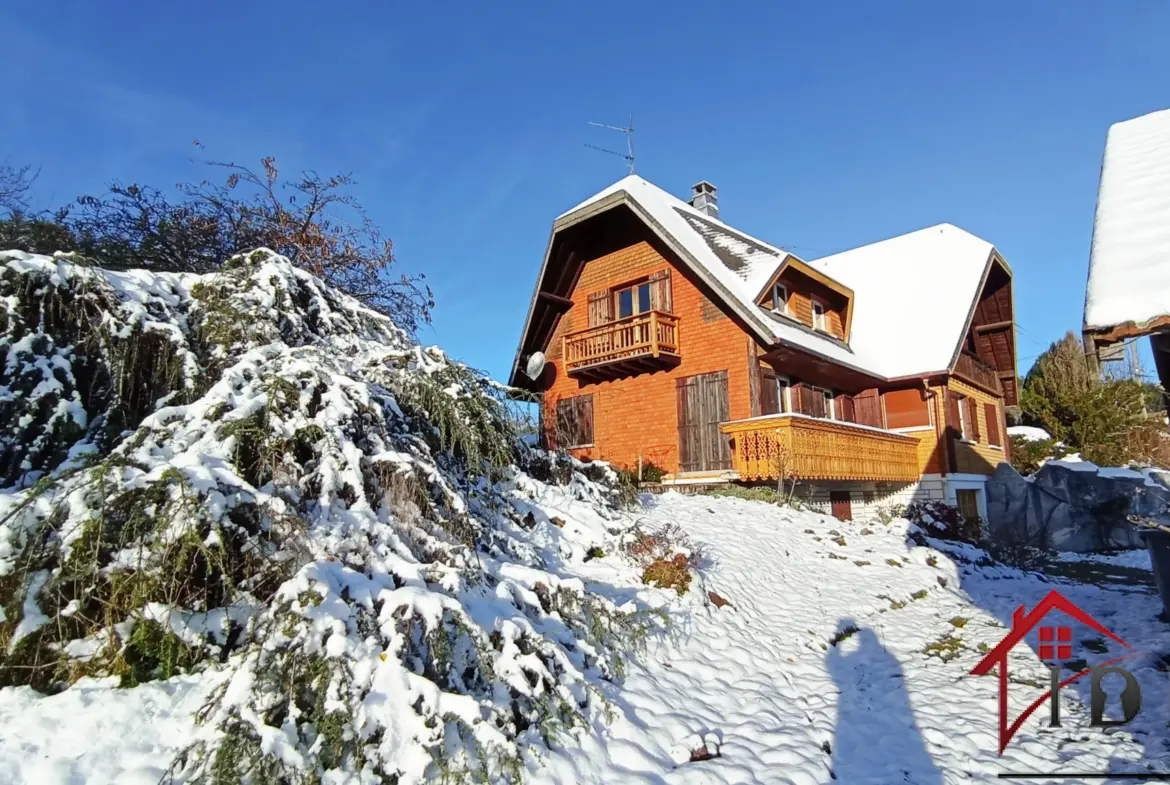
[3, 1, 1169, 382]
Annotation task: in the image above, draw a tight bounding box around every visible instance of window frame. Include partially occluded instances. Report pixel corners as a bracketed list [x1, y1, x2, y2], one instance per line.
[955, 394, 970, 440]
[811, 298, 829, 332]
[614, 280, 652, 320]
[772, 283, 789, 315]
[775, 374, 791, 413]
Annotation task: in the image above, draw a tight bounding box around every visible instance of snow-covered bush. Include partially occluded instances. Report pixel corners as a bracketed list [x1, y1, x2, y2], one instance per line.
[904, 501, 980, 545]
[0, 249, 660, 783]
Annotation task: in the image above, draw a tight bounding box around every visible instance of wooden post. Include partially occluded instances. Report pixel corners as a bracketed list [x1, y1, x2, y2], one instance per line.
[650, 311, 660, 358]
[638, 455, 643, 482]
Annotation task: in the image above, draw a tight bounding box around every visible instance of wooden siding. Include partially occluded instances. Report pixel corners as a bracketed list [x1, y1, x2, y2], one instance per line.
[946, 378, 1008, 475]
[541, 239, 753, 474]
[720, 415, 920, 483]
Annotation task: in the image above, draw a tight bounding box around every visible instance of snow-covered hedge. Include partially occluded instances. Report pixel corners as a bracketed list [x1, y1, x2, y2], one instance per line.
[0, 250, 655, 783]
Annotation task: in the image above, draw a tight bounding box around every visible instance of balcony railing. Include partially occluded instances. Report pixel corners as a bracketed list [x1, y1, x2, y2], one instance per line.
[719, 413, 920, 483]
[954, 351, 1002, 395]
[562, 310, 680, 379]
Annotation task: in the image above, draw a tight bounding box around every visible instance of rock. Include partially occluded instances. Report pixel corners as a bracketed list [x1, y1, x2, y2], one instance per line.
[549, 516, 566, 528]
[986, 461, 1170, 553]
[708, 591, 733, 609]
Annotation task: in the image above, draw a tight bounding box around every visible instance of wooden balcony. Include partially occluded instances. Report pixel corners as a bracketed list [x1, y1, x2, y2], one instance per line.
[719, 414, 920, 483]
[562, 310, 681, 381]
[954, 351, 1002, 395]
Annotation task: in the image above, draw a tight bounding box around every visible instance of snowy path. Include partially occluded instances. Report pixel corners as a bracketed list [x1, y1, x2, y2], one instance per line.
[5, 492, 1170, 783]
[531, 493, 1170, 784]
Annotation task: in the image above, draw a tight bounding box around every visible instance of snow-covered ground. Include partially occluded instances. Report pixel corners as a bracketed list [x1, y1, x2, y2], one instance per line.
[5, 491, 1170, 784]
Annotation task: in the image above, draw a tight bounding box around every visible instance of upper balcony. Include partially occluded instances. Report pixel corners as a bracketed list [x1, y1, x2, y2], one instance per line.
[954, 351, 1002, 395]
[562, 310, 681, 382]
[719, 413, 920, 483]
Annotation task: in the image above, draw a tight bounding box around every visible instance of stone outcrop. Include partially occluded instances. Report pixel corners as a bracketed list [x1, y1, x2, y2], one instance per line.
[985, 462, 1170, 552]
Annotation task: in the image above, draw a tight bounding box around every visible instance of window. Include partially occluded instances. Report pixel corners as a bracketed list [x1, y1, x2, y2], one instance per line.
[955, 489, 981, 521]
[956, 394, 969, 440]
[616, 282, 652, 319]
[812, 300, 828, 332]
[772, 283, 789, 315]
[555, 395, 594, 449]
[776, 375, 791, 413]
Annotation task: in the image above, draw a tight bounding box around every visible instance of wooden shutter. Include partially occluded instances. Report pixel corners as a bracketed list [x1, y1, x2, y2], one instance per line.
[677, 377, 700, 472]
[946, 392, 961, 432]
[702, 371, 732, 470]
[837, 394, 856, 423]
[945, 391, 961, 473]
[587, 291, 613, 327]
[759, 366, 781, 415]
[578, 395, 594, 446]
[965, 397, 980, 441]
[985, 402, 1000, 446]
[648, 269, 673, 313]
[853, 389, 882, 427]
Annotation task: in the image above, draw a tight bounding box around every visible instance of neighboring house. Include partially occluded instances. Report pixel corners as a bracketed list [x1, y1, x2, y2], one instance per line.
[1083, 107, 1170, 408]
[509, 176, 1018, 521]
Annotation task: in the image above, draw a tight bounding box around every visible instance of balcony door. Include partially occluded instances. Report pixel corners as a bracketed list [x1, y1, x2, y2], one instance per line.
[677, 371, 732, 473]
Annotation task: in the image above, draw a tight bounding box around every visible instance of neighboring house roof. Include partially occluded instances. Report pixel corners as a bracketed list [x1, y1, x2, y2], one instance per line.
[809, 224, 999, 379]
[1084, 107, 1170, 339]
[513, 175, 1005, 386]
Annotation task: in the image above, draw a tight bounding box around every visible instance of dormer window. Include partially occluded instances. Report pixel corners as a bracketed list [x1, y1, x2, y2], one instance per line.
[772, 283, 789, 315]
[812, 300, 828, 332]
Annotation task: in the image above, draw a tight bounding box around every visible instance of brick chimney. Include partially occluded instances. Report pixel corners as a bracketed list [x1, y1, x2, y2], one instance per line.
[690, 181, 718, 219]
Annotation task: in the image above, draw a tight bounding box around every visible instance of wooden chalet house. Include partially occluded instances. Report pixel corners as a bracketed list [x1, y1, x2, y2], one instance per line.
[509, 177, 1018, 521]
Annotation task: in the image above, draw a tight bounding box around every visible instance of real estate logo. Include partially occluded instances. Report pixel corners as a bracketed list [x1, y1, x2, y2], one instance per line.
[968, 589, 1164, 779]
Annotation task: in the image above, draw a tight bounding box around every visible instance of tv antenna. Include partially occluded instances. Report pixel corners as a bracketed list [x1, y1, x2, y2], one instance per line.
[585, 115, 635, 174]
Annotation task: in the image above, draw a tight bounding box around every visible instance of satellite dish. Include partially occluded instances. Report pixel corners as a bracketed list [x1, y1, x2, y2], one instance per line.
[525, 352, 547, 380]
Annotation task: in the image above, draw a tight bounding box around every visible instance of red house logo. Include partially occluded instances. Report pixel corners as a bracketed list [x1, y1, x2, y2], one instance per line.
[970, 589, 1139, 754]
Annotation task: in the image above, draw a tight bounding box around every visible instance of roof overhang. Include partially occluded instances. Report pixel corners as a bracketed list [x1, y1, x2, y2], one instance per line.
[944, 248, 1014, 374]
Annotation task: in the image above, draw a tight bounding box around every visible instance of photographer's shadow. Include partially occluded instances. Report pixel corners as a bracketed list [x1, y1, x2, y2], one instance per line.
[827, 620, 944, 784]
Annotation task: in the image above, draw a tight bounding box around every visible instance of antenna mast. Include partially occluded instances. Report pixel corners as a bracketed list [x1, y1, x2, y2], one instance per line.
[585, 114, 635, 174]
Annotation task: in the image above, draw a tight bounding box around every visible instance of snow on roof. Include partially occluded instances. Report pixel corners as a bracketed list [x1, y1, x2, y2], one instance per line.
[1085, 108, 1170, 332]
[809, 224, 995, 378]
[555, 176, 996, 380]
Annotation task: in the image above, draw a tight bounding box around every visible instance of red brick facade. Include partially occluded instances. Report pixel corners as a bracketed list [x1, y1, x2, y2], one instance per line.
[541, 240, 754, 474]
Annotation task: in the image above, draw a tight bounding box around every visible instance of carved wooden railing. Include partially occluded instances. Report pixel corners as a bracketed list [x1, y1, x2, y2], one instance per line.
[719, 414, 920, 483]
[954, 351, 1002, 395]
[562, 311, 680, 374]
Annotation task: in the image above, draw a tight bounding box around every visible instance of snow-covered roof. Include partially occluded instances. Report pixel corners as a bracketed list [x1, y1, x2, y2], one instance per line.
[1085, 108, 1170, 334]
[809, 224, 996, 378]
[545, 176, 1000, 382]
